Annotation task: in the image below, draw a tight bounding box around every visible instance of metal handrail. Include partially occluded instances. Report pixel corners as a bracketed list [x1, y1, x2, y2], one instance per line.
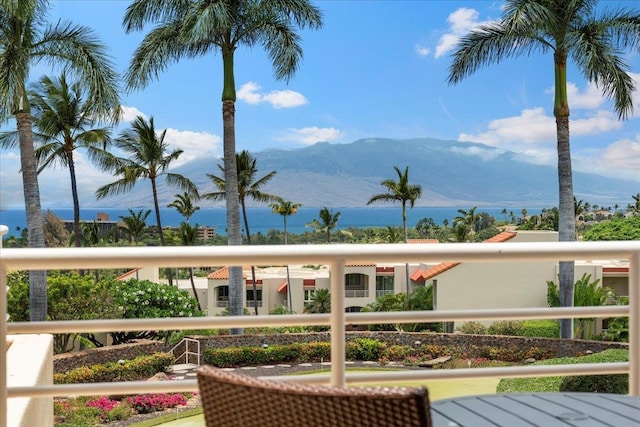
[1, 241, 639, 427]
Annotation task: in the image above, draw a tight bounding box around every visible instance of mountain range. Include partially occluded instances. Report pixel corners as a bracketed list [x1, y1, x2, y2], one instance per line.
[87, 137, 639, 209]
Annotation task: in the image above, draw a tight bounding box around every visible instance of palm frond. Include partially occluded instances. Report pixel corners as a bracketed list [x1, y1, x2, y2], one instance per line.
[34, 21, 120, 120]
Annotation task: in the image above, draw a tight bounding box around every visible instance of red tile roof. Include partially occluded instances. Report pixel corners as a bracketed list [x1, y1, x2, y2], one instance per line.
[277, 282, 288, 293]
[116, 268, 140, 281]
[411, 231, 518, 282]
[207, 266, 247, 280]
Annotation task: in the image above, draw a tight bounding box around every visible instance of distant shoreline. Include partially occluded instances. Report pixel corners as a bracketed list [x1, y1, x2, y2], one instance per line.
[0, 206, 540, 238]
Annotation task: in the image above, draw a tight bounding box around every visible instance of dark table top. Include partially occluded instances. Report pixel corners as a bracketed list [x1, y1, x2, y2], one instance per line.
[431, 393, 640, 427]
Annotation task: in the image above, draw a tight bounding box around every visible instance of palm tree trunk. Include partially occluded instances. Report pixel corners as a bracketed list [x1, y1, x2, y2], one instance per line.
[67, 148, 82, 247]
[554, 50, 576, 339]
[16, 112, 47, 321]
[402, 202, 410, 310]
[557, 115, 575, 339]
[151, 177, 173, 285]
[223, 78, 244, 333]
[241, 200, 259, 315]
[188, 267, 202, 311]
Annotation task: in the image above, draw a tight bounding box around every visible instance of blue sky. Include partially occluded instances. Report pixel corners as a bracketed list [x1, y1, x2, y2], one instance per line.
[1, 0, 639, 209]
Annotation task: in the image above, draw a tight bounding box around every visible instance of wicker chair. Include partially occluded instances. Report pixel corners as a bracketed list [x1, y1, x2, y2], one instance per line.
[196, 365, 433, 427]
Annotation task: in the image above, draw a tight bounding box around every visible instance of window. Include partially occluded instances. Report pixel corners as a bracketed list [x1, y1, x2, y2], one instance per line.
[376, 275, 394, 297]
[217, 286, 229, 300]
[246, 289, 263, 308]
[216, 286, 229, 308]
[345, 273, 366, 287]
[304, 289, 316, 303]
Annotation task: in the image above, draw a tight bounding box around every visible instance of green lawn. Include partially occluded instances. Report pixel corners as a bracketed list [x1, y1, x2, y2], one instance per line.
[497, 349, 628, 393]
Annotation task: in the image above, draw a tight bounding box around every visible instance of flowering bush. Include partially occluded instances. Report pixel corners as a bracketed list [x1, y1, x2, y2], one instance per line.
[110, 279, 204, 344]
[54, 352, 174, 384]
[87, 396, 119, 411]
[126, 393, 187, 414]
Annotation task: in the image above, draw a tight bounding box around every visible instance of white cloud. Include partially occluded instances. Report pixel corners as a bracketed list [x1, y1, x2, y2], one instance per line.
[631, 72, 640, 118]
[120, 105, 147, 122]
[434, 8, 491, 59]
[450, 145, 504, 161]
[237, 82, 262, 105]
[163, 128, 221, 166]
[459, 108, 556, 145]
[599, 135, 640, 178]
[280, 127, 343, 145]
[237, 81, 308, 109]
[460, 107, 624, 148]
[415, 44, 430, 57]
[262, 90, 309, 109]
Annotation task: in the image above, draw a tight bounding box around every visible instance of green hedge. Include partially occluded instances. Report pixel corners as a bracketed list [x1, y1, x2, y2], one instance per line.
[54, 352, 174, 384]
[204, 342, 331, 368]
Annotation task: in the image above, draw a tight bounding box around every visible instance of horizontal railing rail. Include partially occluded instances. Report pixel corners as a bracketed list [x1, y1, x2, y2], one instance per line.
[1, 241, 639, 427]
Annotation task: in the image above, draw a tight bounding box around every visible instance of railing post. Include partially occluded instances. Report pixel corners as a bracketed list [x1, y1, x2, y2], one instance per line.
[330, 259, 345, 387]
[1, 224, 8, 427]
[630, 251, 640, 396]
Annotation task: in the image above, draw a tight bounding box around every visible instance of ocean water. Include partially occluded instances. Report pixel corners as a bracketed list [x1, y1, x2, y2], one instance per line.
[0, 206, 537, 238]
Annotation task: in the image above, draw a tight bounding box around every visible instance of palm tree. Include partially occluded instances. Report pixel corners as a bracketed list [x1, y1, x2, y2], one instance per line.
[96, 115, 197, 283]
[178, 222, 202, 311]
[118, 209, 151, 244]
[367, 166, 422, 244]
[168, 192, 200, 224]
[306, 207, 341, 243]
[27, 73, 117, 247]
[454, 207, 479, 242]
[304, 288, 331, 314]
[367, 166, 422, 308]
[629, 193, 640, 216]
[122, 0, 323, 327]
[270, 198, 302, 313]
[0, 1, 120, 321]
[448, 0, 640, 339]
[203, 150, 279, 314]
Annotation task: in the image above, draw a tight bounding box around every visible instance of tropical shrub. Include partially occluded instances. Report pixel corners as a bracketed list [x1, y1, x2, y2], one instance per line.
[54, 352, 174, 384]
[488, 320, 524, 336]
[547, 273, 613, 339]
[582, 216, 640, 241]
[204, 342, 331, 367]
[520, 320, 560, 338]
[559, 374, 628, 394]
[345, 338, 386, 361]
[456, 321, 488, 335]
[110, 279, 204, 344]
[362, 285, 440, 332]
[125, 393, 187, 414]
[7, 271, 120, 353]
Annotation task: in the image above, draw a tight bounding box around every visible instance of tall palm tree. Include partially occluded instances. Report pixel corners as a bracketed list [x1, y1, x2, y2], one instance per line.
[203, 150, 279, 314]
[629, 193, 640, 216]
[306, 207, 341, 243]
[270, 198, 302, 313]
[0, 0, 120, 321]
[367, 165, 422, 309]
[454, 207, 479, 242]
[29, 73, 117, 247]
[122, 0, 323, 327]
[168, 192, 200, 224]
[118, 209, 151, 244]
[96, 115, 197, 285]
[448, 0, 640, 339]
[178, 222, 202, 311]
[367, 166, 422, 244]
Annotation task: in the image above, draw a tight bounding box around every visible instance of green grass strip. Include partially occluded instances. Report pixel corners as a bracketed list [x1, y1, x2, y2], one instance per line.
[496, 349, 628, 393]
[127, 407, 203, 427]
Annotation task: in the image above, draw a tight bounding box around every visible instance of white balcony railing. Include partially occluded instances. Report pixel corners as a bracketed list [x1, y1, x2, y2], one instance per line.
[1, 240, 639, 427]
